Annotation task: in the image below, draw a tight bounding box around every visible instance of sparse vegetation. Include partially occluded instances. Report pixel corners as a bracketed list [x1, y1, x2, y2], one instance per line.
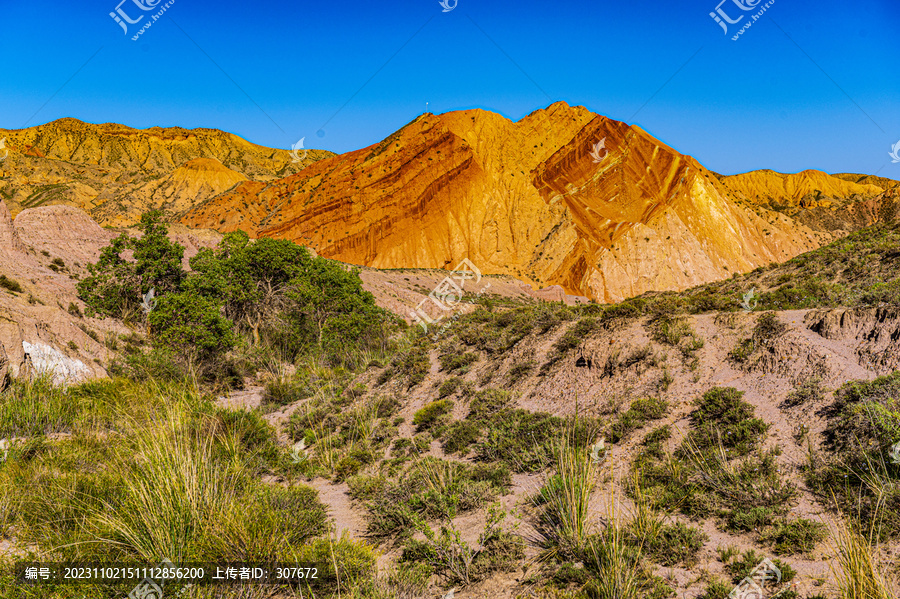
[413, 399, 453, 431]
[0, 275, 23, 293]
[3, 208, 900, 597]
[609, 397, 668, 443]
[759, 518, 827, 555]
[782, 377, 825, 408]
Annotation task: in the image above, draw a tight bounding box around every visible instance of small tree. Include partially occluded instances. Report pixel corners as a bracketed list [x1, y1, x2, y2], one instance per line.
[187, 232, 311, 344]
[77, 233, 142, 317]
[132, 210, 185, 296]
[78, 211, 185, 318]
[283, 258, 396, 365]
[148, 292, 234, 365]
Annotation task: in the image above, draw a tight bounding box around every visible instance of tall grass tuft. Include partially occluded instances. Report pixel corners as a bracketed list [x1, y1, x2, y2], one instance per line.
[535, 428, 598, 558]
[0, 375, 72, 436]
[831, 516, 895, 599]
[582, 486, 647, 599]
[87, 402, 240, 562]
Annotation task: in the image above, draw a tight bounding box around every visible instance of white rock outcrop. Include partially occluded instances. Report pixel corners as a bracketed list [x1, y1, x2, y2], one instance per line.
[22, 341, 91, 385]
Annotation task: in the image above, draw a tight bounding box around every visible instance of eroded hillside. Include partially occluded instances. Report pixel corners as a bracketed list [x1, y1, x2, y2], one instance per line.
[0, 118, 333, 226]
[181, 102, 899, 303]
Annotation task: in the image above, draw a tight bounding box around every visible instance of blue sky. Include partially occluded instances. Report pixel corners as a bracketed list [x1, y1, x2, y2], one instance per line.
[0, 0, 898, 176]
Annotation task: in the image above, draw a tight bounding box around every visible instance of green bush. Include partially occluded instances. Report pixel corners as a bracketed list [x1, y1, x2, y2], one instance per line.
[727, 338, 755, 363]
[781, 377, 825, 408]
[148, 292, 235, 363]
[726, 506, 776, 532]
[686, 387, 768, 456]
[697, 578, 732, 599]
[642, 522, 707, 567]
[363, 459, 510, 537]
[390, 346, 430, 388]
[724, 549, 796, 584]
[0, 275, 23, 293]
[507, 360, 535, 384]
[753, 312, 787, 343]
[413, 400, 453, 431]
[442, 420, 481, 454]
[80, 213, 397, 371]
[609, 397, 668, 442]
[438, 377, 461, 398]
[439, 351, 478, 373]
[294, 535, 377, 589]
[476, 409, 563, 472]
[468, 388, 514, 420]
[78, 211, 184, 318]
[759, 518, 828, 555]
[263, 377, 315, 408]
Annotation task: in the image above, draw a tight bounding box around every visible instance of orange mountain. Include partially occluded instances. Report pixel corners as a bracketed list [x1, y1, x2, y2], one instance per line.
[176, 102, 896, 302]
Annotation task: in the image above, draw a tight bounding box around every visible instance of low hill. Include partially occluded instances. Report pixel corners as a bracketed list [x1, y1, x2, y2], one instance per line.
[0, 118, 333, 226]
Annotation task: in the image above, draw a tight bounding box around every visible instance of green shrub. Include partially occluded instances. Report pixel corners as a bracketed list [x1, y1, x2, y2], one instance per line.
[391, 346, 430, 388]
[294, 535, 377, 589]
[759, 518, 828, 555]
[782, 377, 825, 408]
[374, 395, 401, 418]
[148, 292, 235, 363]
[686, 387, 768, 456]
[697, 578, 732, 599]
[439, 351, 478, 373]
[726, 506, 776, 532]
[443, 420, 481, 454]
[438, 376, 461, 398]
[363, 459, 510, 537]
[468, 388, 514, 420]
[346, 475, 387, 501]
[413, 399, 454, 431]
[0, 275, 23, 293]
[476, 409, 563, 472]
[263, 377, 315, 408]
[507, 360, 535, 384]
[650, 315, 694, 346]
[335, 456, 364, 481]
[401, 504, 521, 585]
[609, 397, 668, 442]
[643, 522, 707, 567]
[78, 211, 184, 318]
[727, 338, 755, 363]
[552, 329, 580, 354]
[753, 312, 787, 342]
[724, 549, 796, 584]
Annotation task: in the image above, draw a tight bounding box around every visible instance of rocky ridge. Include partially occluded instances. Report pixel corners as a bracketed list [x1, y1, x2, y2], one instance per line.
[181, 102, 899, 302]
